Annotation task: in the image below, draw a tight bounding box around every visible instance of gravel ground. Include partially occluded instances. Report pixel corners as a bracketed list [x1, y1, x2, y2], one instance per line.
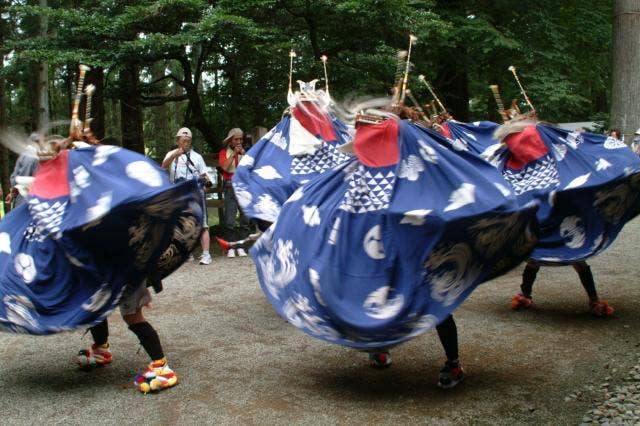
[1, 219, 640, 425]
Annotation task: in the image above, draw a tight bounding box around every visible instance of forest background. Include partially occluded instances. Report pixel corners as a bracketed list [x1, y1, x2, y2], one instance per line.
[0, 0, 623, 196]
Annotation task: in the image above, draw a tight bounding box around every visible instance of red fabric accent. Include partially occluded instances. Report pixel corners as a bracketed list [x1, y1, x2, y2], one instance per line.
[215, 236, 230, 251]
[29, 150, 70, 199]
[439, 122, 452, 139]
[353, 119, 399, 167]
[292, 102, 337, 142]
[218, 148, 239, 181]
[504, 125, 548, 170]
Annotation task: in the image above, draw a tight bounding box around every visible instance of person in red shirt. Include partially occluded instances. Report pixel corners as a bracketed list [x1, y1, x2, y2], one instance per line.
[218, 128, 251, 256]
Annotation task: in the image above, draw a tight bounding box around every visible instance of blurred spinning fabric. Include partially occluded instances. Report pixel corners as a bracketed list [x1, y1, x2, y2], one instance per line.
[233, 91, 352, 223]
[444, 120, 640, 264]
[0, 145, 203, 334]
[251, 118, 538, 348]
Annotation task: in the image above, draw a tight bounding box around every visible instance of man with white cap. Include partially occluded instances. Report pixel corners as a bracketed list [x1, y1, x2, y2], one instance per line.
[162, 127, 212, 265]
[218, 127, 250, 257]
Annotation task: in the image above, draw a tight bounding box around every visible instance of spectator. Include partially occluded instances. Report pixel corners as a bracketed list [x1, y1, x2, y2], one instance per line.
[5, 133, 40, 209]
[161, 127, 212, 265]
[218, 128, 250, 257]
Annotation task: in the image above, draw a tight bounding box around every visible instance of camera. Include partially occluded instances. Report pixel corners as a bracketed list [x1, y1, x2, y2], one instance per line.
[201, 173, 213, 189]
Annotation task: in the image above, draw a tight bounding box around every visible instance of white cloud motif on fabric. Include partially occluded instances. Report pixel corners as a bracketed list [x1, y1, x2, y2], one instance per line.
[73, 165, 91, 188]
[450, 139, 468, 151]
[308, 268, 326, 306]
[254, 194, 281, 222]
[398, 155, 425, 181]
[363, 286, 404, 319]
[538, 256, 563, 263]
[283, 294, 339, 341]
[407, 314, 438, 338]
[559, 216, 586, 248]
[551, 143, 567, 161]
[0, 232, 11, 254]
[4, 295, 39, 330]
[604, 136, 627, 149]
[591, 233, 605, 252]
[301, 205, 321, 226]
[480, 144, 503, 167]
[565, 132, 583, 149]
[444, 183, 476, 212]
[286, 187, 304, 204]
[126, 161, 163, 187]
[14, 253, 37, 284]
[86, 192, 113, 222]
[417, 139, 438, 163]
[92, 145, 121, 166]
[596, 158, 612, 171]
[255, 165, 283, 180]
[258, 239, 298, 300]
[233, 183, 253, 208]
[363, 225, 385, 259]
[494, 183, 511, 197]
[81, 284, 112, 312]
[239, 154, 255, 167]
[269, 129, 287, 150]
[400, 209, 432, 226]
[328, 217, 341, 245]
[564, 173, 590, 189]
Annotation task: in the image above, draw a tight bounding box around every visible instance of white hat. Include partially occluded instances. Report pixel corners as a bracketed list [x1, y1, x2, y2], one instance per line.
[223, 128, 244, 143]
[176, 127, 192, 138]
[635, 128, 640, 136]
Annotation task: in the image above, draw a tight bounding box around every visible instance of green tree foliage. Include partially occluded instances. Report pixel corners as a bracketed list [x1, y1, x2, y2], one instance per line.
[1, 0, 614, 156]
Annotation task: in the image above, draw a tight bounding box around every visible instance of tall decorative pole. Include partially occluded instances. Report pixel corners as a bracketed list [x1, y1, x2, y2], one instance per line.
[320, 55, 329, 97]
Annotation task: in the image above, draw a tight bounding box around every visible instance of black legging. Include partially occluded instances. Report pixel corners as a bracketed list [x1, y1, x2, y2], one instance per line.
[436, 315, 458, 362]
[521, 260, 598, 301]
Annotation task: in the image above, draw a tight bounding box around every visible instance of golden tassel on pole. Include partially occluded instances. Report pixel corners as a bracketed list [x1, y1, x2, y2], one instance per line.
[489, 84, 509, 122]
[508, 65, 535, 113]
[399, 34, 417, 105]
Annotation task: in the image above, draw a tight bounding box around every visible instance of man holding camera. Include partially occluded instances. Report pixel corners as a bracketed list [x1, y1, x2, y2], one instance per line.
[219, 127, 251, 257]
[162, 127, 212, 265]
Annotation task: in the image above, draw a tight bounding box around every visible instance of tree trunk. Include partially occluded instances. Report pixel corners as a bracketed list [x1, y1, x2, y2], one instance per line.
[0, 5, 9, 203]
[150, 62, 171, 161]
[119, 63, 144, 153]
[611, 0, 640, 142]
[35, 0, 49, 132]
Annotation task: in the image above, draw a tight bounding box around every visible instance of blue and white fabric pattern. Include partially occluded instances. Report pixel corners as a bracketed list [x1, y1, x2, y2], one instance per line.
[445, 120, 640, 264]
[233, 98, 352, 223]
[0, 146, 203, 334]
[251, 119, 538, 348]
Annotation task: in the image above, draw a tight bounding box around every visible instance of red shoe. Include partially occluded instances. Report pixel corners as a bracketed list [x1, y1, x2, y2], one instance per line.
[438, 361, 465, 389]
[590, 300, 614, 317]
[76, 343, 113, 369]
[134, 358, 178, 393]
[511, 293, 533, 310]
[368, 351, 392, 368]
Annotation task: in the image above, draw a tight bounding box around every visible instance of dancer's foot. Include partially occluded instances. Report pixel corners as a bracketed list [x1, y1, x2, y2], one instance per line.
[76, 343, 113, 369]
[134, 358, 178, 393]
[510, 293, 533, 310]
[368, 351, 392, 368]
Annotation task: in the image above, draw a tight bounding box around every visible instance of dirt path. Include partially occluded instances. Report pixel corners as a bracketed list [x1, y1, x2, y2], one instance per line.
[1, 219, 639, 424]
